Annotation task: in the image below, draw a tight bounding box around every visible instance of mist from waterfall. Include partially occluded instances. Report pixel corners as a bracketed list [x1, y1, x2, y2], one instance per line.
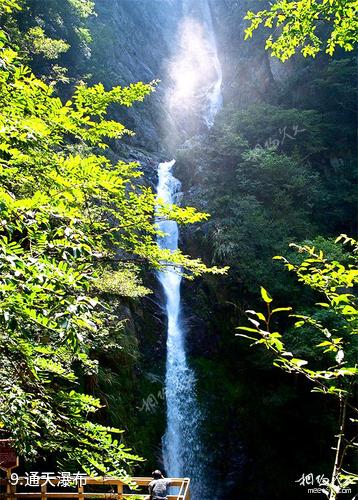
[157, 1, 223, 498]
[166, 0, 223, 134]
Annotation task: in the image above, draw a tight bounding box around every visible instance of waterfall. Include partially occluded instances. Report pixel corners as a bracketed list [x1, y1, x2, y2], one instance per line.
[157, 160, 207, 498]
[199, 0, 223, 126]
[157, 1, 222, 498]
[166, 0, 223, 137]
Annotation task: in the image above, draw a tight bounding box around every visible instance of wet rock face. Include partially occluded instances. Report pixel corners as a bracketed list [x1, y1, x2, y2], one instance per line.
[90, 0, 183, 151]
[208, 0, 296, 106]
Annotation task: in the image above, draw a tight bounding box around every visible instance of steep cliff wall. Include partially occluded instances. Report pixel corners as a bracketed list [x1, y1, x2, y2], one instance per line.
[89, 0, 183, 151]
[209, 0, 276, 105]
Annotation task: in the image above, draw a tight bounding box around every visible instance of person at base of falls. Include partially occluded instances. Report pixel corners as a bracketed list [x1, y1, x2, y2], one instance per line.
[147, 470, 172, 500]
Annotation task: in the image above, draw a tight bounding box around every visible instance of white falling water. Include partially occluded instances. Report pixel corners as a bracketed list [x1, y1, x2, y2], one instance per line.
[157, 1, 223, 498]
[166, 0, 223, 134]
[157, 160, 206, 494]
[201, 1, 223, 127]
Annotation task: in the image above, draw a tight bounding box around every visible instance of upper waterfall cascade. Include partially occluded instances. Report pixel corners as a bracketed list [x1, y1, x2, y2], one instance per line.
[157, 1, 223, 499]
[166, 0, 223, 134]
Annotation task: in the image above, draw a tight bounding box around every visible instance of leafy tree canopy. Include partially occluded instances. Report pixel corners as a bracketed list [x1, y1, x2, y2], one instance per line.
[0, 0, 224, 477]
[1, 0, 95, 85]
[245, 0, 358, 61]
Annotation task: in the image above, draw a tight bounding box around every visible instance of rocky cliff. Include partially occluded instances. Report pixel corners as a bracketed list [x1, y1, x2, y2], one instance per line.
[89, 0, 184, 152]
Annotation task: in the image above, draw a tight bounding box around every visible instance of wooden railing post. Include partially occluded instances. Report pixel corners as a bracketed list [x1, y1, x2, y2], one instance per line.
[184, 478, 191, 500]
[40, 482, 47, 500]
[116, 482, 123, 499]
[78, 484, 84, 500]
[6, 470, 14, 500]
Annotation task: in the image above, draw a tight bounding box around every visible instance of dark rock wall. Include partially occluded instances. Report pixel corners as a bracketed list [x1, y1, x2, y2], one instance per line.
[209, 0, 277, 105]
[89, 0, 183, 152]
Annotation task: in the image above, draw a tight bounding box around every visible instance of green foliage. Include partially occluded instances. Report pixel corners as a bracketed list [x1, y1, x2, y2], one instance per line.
[178, 74, 356, 294]
[76, 26, 92, 45]
[96, 266, 151, 298]
[0, 0, 21, 14]
[237, 148, 320, 226]
[205, 143, 320, 289]
[245, 0, 358, 61]
[26, 27, 70, 60]
[174, 6, 356, 497]
[238, 237, 358, 498]
[0, 8, 221, 475]
[4, 0, 95, 83]
[223, 104, 324, 156]
[67, 0, 95, 19]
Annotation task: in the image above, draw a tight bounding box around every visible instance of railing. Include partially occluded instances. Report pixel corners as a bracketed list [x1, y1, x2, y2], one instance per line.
[0, 477, 191, 500]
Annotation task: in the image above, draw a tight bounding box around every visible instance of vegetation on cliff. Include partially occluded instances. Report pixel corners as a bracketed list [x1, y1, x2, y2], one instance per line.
[174, 4, 356, 497]
[239, 237, 358, 498]
[245, 0, 358, 60]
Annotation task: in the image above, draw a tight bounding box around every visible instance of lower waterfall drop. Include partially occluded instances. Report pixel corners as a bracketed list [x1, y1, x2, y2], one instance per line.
[157, 160, 207, 499]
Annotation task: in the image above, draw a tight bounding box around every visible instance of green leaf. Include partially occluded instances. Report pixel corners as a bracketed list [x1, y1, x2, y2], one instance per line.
[272, 307, 292, 314]
[246, 310, 266, 321]
[236, 326, 259, 333]
[290, 358, 308, 367]
[260, 286, 273, 303]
